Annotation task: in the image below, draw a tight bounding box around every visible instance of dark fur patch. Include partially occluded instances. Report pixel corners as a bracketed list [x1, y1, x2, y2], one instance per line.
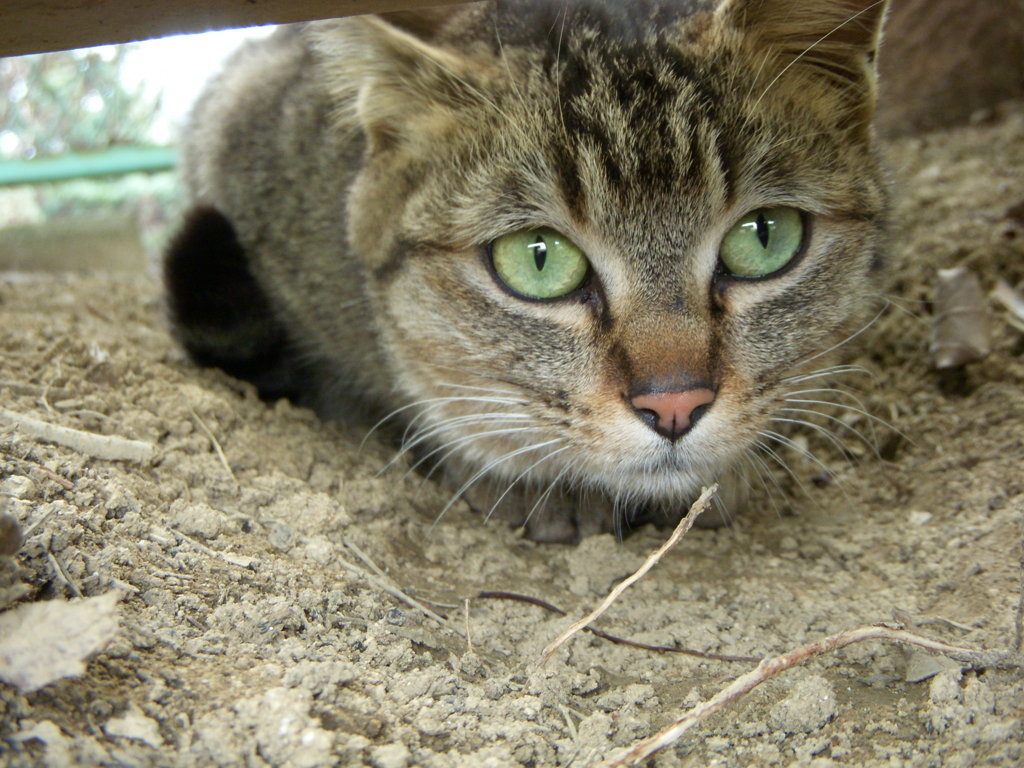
[163, 206, 301, 401]
[495, 0, 710, 50]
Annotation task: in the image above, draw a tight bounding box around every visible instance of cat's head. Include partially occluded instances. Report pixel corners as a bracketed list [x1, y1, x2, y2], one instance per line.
[311, 0, 889, 516]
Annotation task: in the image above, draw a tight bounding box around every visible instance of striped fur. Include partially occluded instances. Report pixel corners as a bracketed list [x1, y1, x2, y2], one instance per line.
[166, 0, 889, 541]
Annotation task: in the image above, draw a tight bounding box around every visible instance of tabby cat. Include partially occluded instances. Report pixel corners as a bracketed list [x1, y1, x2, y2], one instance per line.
[165, 0, 889, 541]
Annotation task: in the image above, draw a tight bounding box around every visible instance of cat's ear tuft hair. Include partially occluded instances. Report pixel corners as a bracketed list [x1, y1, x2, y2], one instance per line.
[309, 12, 495, 153]
[374, 8, 464, 39]
[718, 0, 889, 112]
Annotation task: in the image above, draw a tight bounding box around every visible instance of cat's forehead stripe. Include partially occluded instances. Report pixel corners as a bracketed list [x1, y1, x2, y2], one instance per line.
[553, 50, 724, 210]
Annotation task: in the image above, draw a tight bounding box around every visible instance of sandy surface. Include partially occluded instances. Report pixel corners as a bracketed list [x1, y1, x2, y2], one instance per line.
[1, 104, 1023, 768]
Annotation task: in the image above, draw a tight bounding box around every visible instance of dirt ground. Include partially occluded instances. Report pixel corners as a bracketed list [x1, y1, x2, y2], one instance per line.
[1, 101, 1023, 768]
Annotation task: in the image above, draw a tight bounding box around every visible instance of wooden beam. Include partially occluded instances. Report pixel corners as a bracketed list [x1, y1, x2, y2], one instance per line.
[0, 0, 474, 57]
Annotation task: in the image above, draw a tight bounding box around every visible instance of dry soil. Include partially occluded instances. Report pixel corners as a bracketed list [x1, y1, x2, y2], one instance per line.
[0, 104, 1023, 768]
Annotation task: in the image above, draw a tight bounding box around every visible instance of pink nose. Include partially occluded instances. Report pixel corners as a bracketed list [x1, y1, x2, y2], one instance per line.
[630, 388, 716, 441]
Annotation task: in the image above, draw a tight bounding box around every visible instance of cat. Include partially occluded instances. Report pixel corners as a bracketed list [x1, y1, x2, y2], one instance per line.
[165, 0, 890, 542]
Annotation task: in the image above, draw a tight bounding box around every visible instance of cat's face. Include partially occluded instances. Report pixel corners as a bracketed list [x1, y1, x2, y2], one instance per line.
[316, 0, 888, 516]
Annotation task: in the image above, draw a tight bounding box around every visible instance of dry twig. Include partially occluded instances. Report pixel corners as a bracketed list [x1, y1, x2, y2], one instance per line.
[1015, 539, 1024, 654]
[339, 539, 465, 639]
[0, 408, 154, 463]
[46, 549, 82, 597]
[0, 381, 72, 400]
[189, 407, 238, 486]
[593, 625, 1021, 768]
[539, 485, 718, 667]
[168, 527, 257, 569]
[993, 278, 1024, 332]
[2, 450, 76, 491]
[480, 590, 758, 663]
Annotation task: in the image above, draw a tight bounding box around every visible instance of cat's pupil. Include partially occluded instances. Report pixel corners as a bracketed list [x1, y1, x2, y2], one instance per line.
[755, 213, 770, 248]
[528, 236, 548, 271]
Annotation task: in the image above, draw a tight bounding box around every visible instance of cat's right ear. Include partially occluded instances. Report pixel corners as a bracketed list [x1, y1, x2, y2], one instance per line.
[308, 12, 495, 154]
[716, 0, 889, 127]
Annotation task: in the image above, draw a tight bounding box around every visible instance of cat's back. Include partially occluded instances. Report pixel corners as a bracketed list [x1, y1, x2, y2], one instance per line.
[180, 27, 355, 227]
[168, 23, 385, 415]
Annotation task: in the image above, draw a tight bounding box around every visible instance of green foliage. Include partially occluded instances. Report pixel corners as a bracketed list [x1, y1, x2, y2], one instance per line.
[0, 45, 174, 258]
[0, 46, 160, 159]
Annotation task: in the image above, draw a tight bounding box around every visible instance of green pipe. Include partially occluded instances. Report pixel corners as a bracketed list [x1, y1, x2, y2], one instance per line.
[0, 146, 177, 186]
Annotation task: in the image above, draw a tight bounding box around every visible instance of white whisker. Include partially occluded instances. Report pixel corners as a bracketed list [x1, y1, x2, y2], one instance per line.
[361, 394, 528, 449]
[760, 429, 835, 476]
[752, 0, 888, 110]
[775, 407, 878, 456]
[753, 437, 814, 500]
[432, 438, 566, 526]
[522, 460, 576, 528]
[433, 381, 527, 398]
[399, 412, 533, 456]
[793, 307, 885, 370]
[399, 425, 545, 478]
[782, 396, 905, 438]
[485, 445, 572, 522]
[739, 451, 785, 518]
[783, 364, 875, 385]
[770, 415, 861, 462]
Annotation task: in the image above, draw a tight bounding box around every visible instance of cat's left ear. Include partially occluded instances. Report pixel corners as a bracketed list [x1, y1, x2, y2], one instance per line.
[717, 0, 889, 120]
[309, 10, 495, 154]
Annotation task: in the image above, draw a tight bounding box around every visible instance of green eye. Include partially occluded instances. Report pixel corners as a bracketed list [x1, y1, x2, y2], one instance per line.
[720, 207, 804, 278]
[490, 227, 589, 300]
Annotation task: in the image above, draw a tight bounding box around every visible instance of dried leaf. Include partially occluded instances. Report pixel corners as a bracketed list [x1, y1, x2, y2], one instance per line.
[930, 267, 991, 369]
[0, 591, 121, 692]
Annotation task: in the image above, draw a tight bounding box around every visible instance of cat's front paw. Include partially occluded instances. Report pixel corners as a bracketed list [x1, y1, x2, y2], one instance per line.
[454, 478, 614, 544]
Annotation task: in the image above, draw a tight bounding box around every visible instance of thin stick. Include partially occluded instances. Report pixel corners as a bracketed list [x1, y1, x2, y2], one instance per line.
[0, 408, 154, 463]
[168, 527, 257, 570]
[539, 485, 718, 667]
[480, 590, 758, 663]
[190, 407, 238, 486]
[594, 626, 1022, 768]
[1015, 538, 1024, 653]
[1, 450, 76, 490]
[337, 545, 465, 639]
[47, 549, 82, 597]
[0, 381, 72, 400]
[343, 538, 392, 581]
[20, 506, 57, 540]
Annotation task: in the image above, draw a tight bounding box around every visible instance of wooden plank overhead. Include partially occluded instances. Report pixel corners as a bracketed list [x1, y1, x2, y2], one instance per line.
[0, 0, 472, 57]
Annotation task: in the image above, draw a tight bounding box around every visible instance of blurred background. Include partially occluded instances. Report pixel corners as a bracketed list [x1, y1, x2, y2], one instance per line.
[0, 28, 271, 273]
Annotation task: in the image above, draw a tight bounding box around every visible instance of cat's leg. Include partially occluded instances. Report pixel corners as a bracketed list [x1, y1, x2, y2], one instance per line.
[455, 473, 747, 541]
[164, 206, 305, 402]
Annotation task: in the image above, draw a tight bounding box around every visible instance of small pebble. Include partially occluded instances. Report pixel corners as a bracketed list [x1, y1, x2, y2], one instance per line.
[369, 743, 411, 768]
[909, 510, 933, 526]
[769, 674, 838, 734]
[1, 476, 37, 500]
